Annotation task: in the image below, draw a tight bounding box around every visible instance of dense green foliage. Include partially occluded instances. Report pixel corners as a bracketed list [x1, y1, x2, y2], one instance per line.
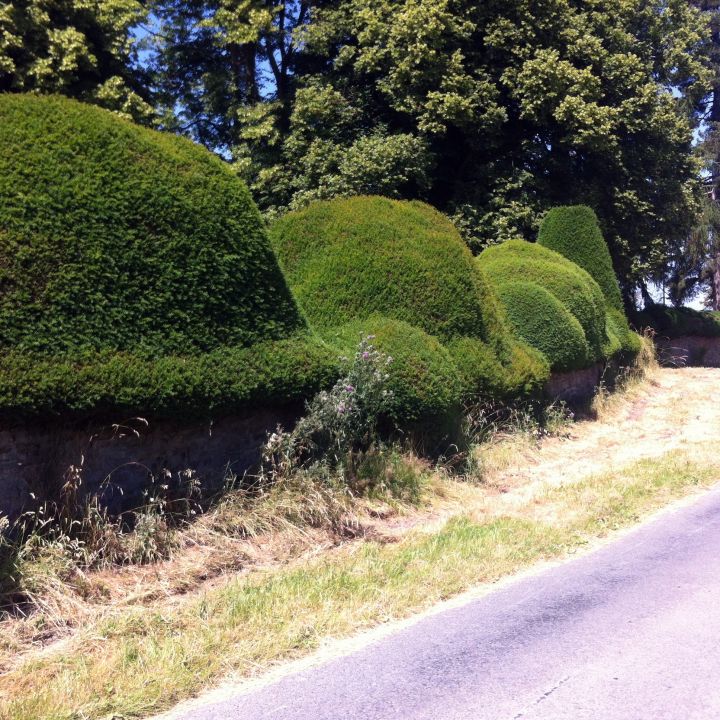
[479, 241, 608, 362]
[493, 282, 590, 372]
[2, 0, 713, 297]
[0, 0, 151, 120]
[271, 196, 550, 422]
[480, 234, 642, 369]
[147, 0, 712, 297]
[0, 94, 339, 420]
[323, 316, 463, 428]
[535, 205, 641, 356]
[0, 94, 305, 357]
[606, 309, 643, 356]
[634, 305, 720, 338]
[269, 196, 505, 344]
[538, 206, 624, 312]
[446, 337, 549, 401]
[0, 337, 339, 419]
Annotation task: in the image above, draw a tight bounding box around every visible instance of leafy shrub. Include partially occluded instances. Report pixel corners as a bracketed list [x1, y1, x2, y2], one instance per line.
[494, 282, 590, 372]
[445, 336, 550, 400]
[0, 336, 340, 419]
[323, 316, 463, 428]
[263, 336, 392, 472]
[479, 240, 608, 361]
[537, 205, 624, 312]
[0, 93, 304, 356]
[269, 196, 506, 344]
[634, 305, 720, 338]
[260, 336, 427, 501]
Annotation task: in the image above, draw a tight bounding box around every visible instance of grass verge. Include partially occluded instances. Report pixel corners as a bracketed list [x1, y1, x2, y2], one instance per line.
[1, 449, 717, 720]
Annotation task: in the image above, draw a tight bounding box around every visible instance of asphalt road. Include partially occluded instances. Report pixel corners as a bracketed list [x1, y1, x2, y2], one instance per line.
[177, 486, 720, 720]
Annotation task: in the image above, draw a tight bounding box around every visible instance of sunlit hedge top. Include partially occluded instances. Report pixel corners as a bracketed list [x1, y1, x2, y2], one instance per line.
[478, 240, 608, 362]
[538, 205, 624, 312]
[0, 94, 305, 357]
[269, 196, 507, 345]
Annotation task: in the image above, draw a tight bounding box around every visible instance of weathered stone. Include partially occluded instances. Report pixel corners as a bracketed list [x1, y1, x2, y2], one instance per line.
[654, 335, 720, 368]
[0, 407, 299, 521]
[545, 364, 603, 404]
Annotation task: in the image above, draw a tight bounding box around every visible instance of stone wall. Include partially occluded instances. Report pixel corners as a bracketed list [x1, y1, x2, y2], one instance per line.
[545, 363, 603, 404]
[0, 407, 299, 522]
[653, 335, 720, 368]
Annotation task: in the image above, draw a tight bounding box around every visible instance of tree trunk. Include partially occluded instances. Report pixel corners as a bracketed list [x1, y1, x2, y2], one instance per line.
[713, 254, 720, 310]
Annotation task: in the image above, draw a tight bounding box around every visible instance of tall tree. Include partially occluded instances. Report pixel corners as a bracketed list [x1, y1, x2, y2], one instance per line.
[149, 0, 712, 303]
[279, 0, 712, 306]
[679, 0, 720, 309]
[0, 0, 152, 120]
[148, 0, 311, 154]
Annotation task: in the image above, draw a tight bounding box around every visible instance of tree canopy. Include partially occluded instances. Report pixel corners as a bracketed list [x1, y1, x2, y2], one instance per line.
[0, 0, 716, 303]
[192, 0, 711, 302]
[0, 0, 152, 120]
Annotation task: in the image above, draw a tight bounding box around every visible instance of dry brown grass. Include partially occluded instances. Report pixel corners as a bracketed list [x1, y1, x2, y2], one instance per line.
[2, 448, 718, 720]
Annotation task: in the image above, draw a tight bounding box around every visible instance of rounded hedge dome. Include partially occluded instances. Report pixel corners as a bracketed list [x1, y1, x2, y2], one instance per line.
[269, 196, 506, 344]
[0, 94, 305, 357]
[478, 240, 608, 362]
[324, 315, 463, 426]
[537, 205, 623, 312]
[494, 282, 590, 372]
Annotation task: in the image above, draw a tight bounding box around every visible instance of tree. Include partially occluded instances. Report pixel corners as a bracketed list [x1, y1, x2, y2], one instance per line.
[0, 0, 152, 121]
[148, 0, 311, 154]
[148, 0, 712, 304]
[276, 0, 711, 306]
[678, 0, 720, 309]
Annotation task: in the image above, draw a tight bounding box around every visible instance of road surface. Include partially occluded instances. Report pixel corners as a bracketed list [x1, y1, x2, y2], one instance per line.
[174, 485, 720, 719]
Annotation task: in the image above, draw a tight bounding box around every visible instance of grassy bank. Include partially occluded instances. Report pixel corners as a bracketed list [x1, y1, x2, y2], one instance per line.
[2, 448, 717, 720]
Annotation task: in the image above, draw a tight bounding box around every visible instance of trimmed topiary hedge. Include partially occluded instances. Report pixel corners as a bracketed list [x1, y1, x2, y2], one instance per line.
[0, 337, 340, 419]
[493, 282, 590, 372]
[270, 196, 550, 417]
[537, 205, 624, 312]
[446, 336, 550, 400]
[322, 316, 464, 427]
[634, 305, 720, 339]
[478, 240, 608, 362]
[0, 95, 340, 419]
[606, 308, 642, 356]
[0, 94, 304, 356]
[269, 196, 506, 344]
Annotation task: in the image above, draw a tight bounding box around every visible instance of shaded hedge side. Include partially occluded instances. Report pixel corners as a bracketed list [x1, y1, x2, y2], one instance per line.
[538, 205, 624, 312]
[494, 282, 590, 372]
[0, 337, 339, 420]
[634, 305, 720, 339]
[446, 336, 550, 400]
